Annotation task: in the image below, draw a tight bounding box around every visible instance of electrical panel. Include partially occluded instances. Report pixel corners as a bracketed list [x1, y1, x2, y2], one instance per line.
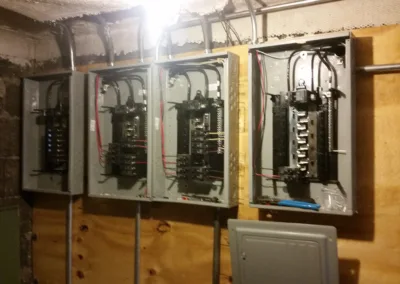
[88, 64, 152, 201]
[151, 52, 239, 207]
[22, 71, 85, 195]
[248, 32, 356, 215]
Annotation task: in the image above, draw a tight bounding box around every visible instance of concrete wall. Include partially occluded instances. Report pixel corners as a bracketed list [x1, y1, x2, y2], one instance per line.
[33, 0, 400, 64]
[0, 9, 37, 284]
[0, 28, 36, 66]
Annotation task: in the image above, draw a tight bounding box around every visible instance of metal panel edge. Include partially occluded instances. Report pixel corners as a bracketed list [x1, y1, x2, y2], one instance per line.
[248, 31, 351, 51]
[247, 52, 255, 204]
[155, 52, 230, 65]
[68, 71, 85, 195]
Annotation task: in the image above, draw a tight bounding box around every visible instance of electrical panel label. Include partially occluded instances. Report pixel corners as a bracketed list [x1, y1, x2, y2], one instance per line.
[209, 83, 218, 91]
[90, 119, 95, 132]
[154, 117, 159, 130]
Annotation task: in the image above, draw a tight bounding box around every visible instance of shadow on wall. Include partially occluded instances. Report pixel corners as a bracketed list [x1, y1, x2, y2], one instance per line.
[339, 258, 360, 284]
[81, 196, 238, 229]
[258, 36, 375, 242]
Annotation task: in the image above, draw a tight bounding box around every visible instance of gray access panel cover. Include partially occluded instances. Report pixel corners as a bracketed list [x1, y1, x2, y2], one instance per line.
[22, 71, 85, 195]
[228, 219, 338, 284]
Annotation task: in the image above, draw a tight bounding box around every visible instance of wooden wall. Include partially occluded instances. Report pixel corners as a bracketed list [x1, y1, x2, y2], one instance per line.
[32, 24, 400, 284]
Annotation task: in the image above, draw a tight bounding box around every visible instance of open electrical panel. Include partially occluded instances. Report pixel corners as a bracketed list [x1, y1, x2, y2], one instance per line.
[248, 32, 356, 215]
[151, 52, 239, 207]
[88, 64, 152, 201]
[22, 71, 85, 195]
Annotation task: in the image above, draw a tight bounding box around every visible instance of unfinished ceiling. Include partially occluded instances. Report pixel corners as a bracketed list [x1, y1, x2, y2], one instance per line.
[0, 0, 235, 21]
[0, 0, 291, 22]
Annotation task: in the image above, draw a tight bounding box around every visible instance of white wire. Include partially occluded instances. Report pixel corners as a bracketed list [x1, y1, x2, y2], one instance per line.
[256, 50, 291, 60]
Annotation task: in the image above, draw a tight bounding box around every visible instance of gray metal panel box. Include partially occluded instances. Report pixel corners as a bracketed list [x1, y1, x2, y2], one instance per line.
[151, 52, 239, 207]
[87, 64, 152, 201]
[248, 32, 356, 215]
[22, 71, 85, 195]
[228, 219, 339, 284]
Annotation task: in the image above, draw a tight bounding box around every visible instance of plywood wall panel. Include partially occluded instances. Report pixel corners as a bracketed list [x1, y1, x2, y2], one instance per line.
[32, 25, 400, 284]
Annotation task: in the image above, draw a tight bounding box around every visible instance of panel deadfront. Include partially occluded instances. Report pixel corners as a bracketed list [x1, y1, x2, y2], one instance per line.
[88, 64, 152, 201]
[151, 52, 239, 207]
[248, 32, 356, 215]
[22, 71, 85, 195]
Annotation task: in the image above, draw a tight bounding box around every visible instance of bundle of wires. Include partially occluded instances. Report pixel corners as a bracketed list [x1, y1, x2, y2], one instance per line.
[254, 51, 280, 180]
[95, 74, 105, 166]
[159, 68, 177, 176]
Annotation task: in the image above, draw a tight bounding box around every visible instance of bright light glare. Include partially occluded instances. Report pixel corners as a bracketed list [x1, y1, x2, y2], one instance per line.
[142, 0, 183, 44]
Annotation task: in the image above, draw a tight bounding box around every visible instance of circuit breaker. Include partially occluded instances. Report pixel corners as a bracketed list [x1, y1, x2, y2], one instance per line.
[88, 64, 152, 201]
[22, 71, 85, 195]
[151, 52, 239, 207]
[248, 32, 356, 215]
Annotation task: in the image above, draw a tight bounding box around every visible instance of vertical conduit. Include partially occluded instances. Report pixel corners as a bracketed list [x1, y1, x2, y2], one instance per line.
[244, 0, 258, 44]
[134, 202, 141, 284]
[138, 20, 145, 63]
[58, 22, 76, 71]
[212, 208, 221, 284]
[97, 16, 115, 67]
[66, 196, 73, 284]
[155, 30, 173, 61]
[200, 16, 212, 53]
[166, 30, 173, 59]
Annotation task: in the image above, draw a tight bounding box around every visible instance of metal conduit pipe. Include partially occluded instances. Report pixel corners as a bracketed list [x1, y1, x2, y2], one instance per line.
[155, 32, 165, 61]
[66, 196, 73, 284]
[138, 19, 145, 63]
[166, 30, 173, 59]
[134, 202, 141, 284]
[244, 0, 258, 44]
[97, 16, 115, 67]
[155, 30, 173, 61]
[357, 63, 400, 73]
[58, 23, 76, 71]
[212, 208, 221, 284]
[154, 0, 335, 60]
[200, 16, 212, 53]
[170, 0, 337, 30]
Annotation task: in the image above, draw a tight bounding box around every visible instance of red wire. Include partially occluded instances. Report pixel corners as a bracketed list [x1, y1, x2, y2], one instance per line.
[134, 145, 147, 149]
[255, 173, 280, 179]
[95, 75, 104, 165]
[254, 52, 281, 180]
[256, 51, 266, 131]
[208, 176, 224, 180]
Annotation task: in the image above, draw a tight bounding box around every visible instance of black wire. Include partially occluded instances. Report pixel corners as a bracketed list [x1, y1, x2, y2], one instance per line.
[102, 79, 121, 106]
[253, 56, 269, 171]
[322, 53, 338, 89]
[181, 72, 192, 101]
[287, 49, 306, 91]
[123, 79, 135, 104]
[127, 75, 146, 90]
[311, 53, 317, 92]
[218, 12, 242, 45]
[217, 12, 234, 46]
[286, 42, 342, 92]
[46, 80, 64, 109]
[291, 56, 302, 91]
[170, 67, 209, 98]
[219, 18, 234, 46]
[175, 64, 222, 99]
